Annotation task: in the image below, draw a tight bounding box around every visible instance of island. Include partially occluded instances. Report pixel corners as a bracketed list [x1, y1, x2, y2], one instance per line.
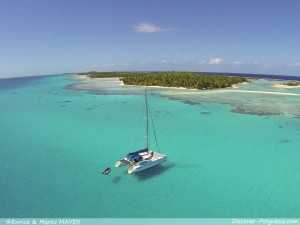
[282, 82, 300, 86]
[78, 71, 133, 78]
[79, 71, 248, 89]
[273, 81, 300, 89]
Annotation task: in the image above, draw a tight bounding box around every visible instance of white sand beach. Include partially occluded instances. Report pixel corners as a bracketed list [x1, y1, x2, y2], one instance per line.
[214, 89, 300, 96]
[272, 84, 300, 89]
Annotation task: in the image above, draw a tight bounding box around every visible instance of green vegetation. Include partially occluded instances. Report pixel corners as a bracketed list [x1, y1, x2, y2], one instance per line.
[121, 72, 247, 89]
[282, 82, 300, 86]
[80, 71, 248, 89]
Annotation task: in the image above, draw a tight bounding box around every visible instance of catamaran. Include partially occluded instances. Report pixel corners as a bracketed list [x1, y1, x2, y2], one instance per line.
[115, 90, 167, 174]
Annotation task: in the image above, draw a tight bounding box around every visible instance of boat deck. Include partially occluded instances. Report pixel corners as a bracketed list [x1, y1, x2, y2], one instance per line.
[152, 151, 167, 158]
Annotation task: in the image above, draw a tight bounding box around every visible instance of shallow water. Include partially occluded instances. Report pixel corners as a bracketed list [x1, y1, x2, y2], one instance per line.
[1, 75, 300, 217]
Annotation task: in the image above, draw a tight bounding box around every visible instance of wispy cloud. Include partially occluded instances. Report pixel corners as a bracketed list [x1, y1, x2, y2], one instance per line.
[208, 58, 224, 65]
[198, 60, 206, 65]
[101, 63, 116, 68]
[287, 62, 300, 68]
[161, 60, 176, 64]
[232, 61, 242, 65]
[263, 64, 273, 68]
[81, 60, 292, 75]
[201, 59, 241, 66]
[134, 22, 170, 33]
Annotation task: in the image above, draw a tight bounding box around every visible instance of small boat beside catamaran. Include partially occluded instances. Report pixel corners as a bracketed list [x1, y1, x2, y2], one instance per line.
[115, 90, 167, 174]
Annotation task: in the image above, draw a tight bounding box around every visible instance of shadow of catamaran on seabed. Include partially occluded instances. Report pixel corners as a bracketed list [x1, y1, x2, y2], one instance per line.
[134, 163, 175, 181]
[112, 176, 122, 184]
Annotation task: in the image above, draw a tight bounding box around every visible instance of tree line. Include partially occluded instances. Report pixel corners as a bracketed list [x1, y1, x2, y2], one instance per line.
[282, 82, 300, 86]
[121, 72, 247, 89]
[79, 71, 248, 89]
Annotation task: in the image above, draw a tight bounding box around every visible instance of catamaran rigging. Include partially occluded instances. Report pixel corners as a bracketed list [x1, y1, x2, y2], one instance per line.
[115, 90, 167, 174]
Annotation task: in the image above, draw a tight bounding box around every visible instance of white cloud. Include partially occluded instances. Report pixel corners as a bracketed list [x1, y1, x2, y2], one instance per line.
[287, 62, 300, 68]
[200, 58, 242, 66]
[161, 60, 176, 64]
[263, 64, 272, 68]
[252, 60, 259, 64]
[134, 22, 169, 33]
[232, 61, 242, 65]
[208, 58, 223, 65]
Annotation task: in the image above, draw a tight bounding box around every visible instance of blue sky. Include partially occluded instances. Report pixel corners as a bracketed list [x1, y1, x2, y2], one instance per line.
[0, 0, 300, 78]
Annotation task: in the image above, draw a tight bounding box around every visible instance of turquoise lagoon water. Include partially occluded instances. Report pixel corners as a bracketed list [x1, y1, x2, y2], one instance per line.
[1, 75, 300, 217]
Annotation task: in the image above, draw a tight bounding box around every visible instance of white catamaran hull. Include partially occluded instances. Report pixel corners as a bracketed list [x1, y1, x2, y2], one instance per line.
[128, 153, 167, 174]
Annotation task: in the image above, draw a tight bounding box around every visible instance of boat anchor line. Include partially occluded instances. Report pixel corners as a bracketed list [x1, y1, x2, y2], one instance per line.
[114, 89, 167, 174]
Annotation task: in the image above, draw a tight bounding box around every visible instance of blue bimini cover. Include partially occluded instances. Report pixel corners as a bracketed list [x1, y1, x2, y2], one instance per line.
[128, 148, 148, 156]
[126, 148, 147, 162]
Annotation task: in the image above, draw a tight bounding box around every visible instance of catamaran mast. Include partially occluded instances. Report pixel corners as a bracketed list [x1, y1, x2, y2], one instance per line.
[145, 89, 149, 152]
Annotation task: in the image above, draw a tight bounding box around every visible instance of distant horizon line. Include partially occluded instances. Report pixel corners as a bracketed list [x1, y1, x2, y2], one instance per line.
[1, 70, 300, 80]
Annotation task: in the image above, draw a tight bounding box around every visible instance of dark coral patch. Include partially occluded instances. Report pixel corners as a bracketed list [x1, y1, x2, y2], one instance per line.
[231, 107, 280, 116]
[58, 100, 72, 103]
[180, 100, 200, 105]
